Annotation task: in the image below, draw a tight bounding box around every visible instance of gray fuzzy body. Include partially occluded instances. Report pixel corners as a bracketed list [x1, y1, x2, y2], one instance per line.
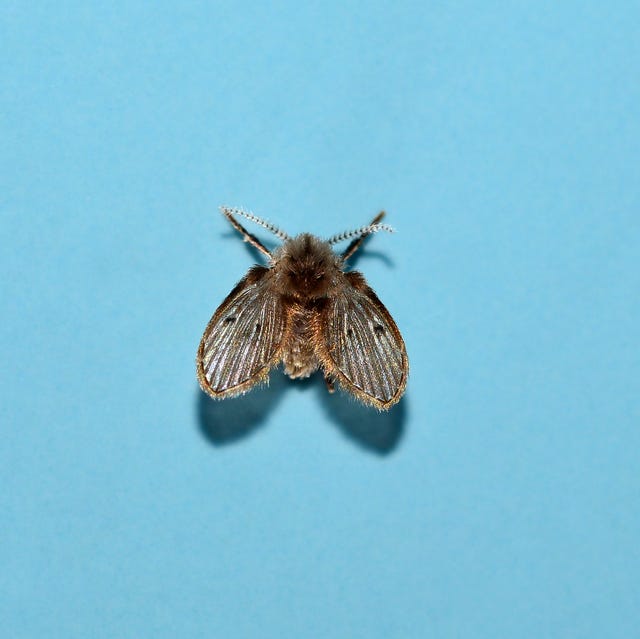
[271, 233, 342, 379]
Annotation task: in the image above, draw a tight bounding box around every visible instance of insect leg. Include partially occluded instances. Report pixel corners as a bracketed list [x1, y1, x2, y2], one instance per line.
[221, 208, 272, 258]
[324, 374, 336, 394]
[341, 211, 386, 262]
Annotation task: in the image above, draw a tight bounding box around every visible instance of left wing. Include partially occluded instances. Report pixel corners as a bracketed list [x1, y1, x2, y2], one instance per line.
[197, 266, 286, 398]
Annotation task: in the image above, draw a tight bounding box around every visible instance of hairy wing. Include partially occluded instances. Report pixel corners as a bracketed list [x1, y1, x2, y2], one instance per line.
[197, 267, 286, 398]
[321, 274, 408, 409]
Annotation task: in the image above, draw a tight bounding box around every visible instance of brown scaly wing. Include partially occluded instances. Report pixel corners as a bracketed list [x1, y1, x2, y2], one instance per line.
[197, 266, 286, 398]
[317, 272, 408, 410]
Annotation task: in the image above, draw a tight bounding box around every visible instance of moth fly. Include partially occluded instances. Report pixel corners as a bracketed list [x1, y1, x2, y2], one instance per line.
[196, 207, 408, 410]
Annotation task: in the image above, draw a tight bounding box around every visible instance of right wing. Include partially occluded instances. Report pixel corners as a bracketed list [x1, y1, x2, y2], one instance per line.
[197, 266, 286, 398]
[318, 272, 408, 409]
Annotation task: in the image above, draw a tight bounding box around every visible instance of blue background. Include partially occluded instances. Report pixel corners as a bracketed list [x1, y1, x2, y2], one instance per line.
[2, 2, 639, 637]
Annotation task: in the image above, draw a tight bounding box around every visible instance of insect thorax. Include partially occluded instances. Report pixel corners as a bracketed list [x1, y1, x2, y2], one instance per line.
[272, 233, 343, 300]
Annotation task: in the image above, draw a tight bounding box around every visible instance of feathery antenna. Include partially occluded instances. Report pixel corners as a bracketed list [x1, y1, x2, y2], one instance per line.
[327, 222, 395, 246]
[220, 206, 290, 241]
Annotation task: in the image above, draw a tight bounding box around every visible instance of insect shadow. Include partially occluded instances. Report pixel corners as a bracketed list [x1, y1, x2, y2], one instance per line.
[196, 374, 407, 455]
[313, 378, 407, 455]
[196, 372, 289, 445]
[346, 248, 395, 269]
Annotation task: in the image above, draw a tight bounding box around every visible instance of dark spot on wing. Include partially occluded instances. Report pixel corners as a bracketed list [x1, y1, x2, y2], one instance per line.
[374, 324, 385, 334]
[255, 322, 261, 332]
[224, 316, 236, 323]
[347, 328, 354, 337]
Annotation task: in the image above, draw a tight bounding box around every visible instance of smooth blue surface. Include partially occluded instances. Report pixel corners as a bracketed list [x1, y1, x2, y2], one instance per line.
[2, 3, 639, 637]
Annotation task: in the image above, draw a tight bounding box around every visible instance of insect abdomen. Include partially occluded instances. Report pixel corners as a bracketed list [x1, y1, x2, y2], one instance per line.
[282, 303, 320, 379]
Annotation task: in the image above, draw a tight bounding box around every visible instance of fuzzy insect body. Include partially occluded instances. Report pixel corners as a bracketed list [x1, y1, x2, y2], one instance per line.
[196, 207, 408, 410]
